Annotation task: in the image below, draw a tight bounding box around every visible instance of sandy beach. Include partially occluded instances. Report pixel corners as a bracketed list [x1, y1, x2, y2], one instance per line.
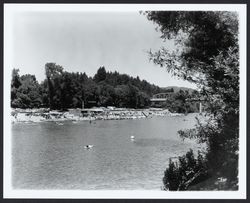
[11, 107, 183, 123]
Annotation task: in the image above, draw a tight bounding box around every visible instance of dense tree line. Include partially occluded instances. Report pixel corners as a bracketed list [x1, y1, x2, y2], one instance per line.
[11, 65, 197, 110]
[145, 11, 239, 190]
[11, 69, 43, 108]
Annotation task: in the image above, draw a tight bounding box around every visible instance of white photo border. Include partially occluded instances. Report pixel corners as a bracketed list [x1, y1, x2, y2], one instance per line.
[3, 3, 247, 199]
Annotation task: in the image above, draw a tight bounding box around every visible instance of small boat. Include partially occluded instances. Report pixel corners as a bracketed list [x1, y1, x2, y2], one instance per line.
[130, 135, 135, 140]
[84, 145, 94, 149]
[56, 122, 63, 125]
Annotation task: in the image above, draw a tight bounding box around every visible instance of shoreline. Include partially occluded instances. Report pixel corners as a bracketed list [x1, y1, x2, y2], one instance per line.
[11, 107, 184, 123]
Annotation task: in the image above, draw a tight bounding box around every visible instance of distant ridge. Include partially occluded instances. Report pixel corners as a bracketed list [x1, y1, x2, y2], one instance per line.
[162, 86, 196, 94]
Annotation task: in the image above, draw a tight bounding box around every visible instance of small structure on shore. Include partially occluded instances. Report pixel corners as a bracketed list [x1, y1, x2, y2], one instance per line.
[150, 93, 172, 108]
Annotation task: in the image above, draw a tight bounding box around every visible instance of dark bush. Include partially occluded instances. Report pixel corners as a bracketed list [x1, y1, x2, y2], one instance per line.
[163, 150, 209, 191]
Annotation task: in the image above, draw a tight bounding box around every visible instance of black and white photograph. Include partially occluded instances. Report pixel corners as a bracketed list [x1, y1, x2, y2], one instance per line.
[3, 4, 246, 199]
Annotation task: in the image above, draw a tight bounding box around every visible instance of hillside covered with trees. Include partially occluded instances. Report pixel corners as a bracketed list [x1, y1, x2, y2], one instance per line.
[11, 64, 199, 111]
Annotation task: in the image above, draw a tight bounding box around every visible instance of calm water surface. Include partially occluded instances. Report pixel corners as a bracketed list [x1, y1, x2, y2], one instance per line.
[12, 114, 202, 190]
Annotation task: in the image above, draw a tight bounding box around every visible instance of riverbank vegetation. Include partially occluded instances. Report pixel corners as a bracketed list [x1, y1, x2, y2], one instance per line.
[11, 66, 200, 112]
[145, 11, 239, 190]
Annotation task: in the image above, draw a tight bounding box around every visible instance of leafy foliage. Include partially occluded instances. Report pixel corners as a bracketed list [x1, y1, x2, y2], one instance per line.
[11, 69, 42, 108]
[94, 66, 107, 83]
[145, 11, 239, 189]
[145, 11, 238, 86]
[163, 150, 208, 191]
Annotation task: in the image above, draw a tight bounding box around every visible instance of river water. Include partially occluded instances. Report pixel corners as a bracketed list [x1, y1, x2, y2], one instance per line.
[12, 113, 203, 190]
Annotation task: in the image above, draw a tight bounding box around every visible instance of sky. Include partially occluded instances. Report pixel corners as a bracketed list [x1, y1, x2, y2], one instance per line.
[11, 11, 196, 88]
